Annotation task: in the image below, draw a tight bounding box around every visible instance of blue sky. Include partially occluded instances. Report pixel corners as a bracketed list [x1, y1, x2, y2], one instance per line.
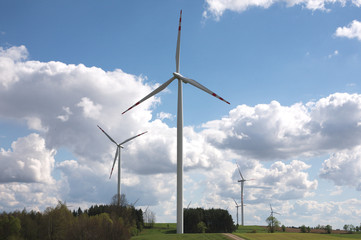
[1, 0, 361, 229]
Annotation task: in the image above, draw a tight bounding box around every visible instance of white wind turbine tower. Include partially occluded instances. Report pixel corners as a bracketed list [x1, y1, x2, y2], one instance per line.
[97, 125, 147, 205]
[122, 10, 230, 234]
[236, 162, 254, 226]
[233, 198, 240, 226]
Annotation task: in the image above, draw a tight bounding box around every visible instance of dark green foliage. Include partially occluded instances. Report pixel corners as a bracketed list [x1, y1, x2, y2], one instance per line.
[266, 216, 280, 233]
[281, 224, 286, 232]
[184, 208, 204, 233]
[300, 224, 307, 233]
[324, 224, 332, 234]
[0, 214, 21, 240]
[184, 208, 235, 233]
[0, 195, 144, 240]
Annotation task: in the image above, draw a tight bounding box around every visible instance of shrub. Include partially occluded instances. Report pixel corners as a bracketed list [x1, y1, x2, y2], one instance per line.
[197, 221, 207, 233]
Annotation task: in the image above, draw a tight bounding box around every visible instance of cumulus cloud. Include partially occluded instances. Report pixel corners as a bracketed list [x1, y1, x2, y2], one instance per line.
[335, 20, 361, 41]
[203, 0, 358, 19]
[2, 45, 361, 226]
[203, 93, 361, 161]
[0, 134, 56, 183]
[202, 159, 317, 207]
[320, 146, 361, 190]
[157, 112, 174, 121]
[0, 45, 232, 214]
[287, 199, 361, 228]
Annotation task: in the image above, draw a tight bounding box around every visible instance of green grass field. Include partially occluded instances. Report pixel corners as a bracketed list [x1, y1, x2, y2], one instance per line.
[132, 224, 361, 240]
[132, 223, 229, 240]
[235, 232, 361, 240]
[234, 225, 268, 233]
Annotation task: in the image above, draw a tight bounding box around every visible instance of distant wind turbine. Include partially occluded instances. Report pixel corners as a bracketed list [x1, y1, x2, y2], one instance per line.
[233, 198, 240, 226]
[97, 125, 147, 205]
[122, 10, 230, 234]
[269, 204, 280, 218]
[236, 162, 254, 226]
[269, 204, 280, 229]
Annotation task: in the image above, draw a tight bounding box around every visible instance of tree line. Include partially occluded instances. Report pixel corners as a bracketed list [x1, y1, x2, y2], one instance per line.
[184, 208, 235, 233]
[0, 195, 144, 240]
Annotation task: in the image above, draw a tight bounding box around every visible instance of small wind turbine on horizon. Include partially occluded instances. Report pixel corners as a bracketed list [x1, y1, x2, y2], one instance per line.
[269, 204, 280, 218]
[122, 10, 230, 234]
[233, 198, 240, 226]
[97, 125, 147, 205]
[236, 162, 254, 226]
[269, 203, 280, 230]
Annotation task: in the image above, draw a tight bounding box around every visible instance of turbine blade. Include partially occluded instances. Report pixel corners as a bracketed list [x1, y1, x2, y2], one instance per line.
[233, 198, 238, 206]
[270, 204, 273, 212]
[122, 76, 176, 114]
[119, 131, 147, 146]
[175, 10, 182, 73]
[97, 125, 118, 145]
[109, 147, 119, 179]
[236, 162, 245, 180]
[180, 76, 230, 104]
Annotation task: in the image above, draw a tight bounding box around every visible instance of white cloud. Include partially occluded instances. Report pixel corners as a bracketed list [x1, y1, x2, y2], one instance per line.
[320, 146, 361, 190]
[202, 159, 317, 207]
[352, 0, 361, 6]
[1, 45, 361, 228]
[203, 93, 361, 161]
[0, 45, 28, 88]
[57, 106, 72, 122]
[286, 199, 361, 228]
[335, 20, 361, 41]
[0, 134, 56, 183]
[0, 182, 60, 212]
[77, 97, 102, 119]
[157, 112, 174, 121]
[203, 0, 358, 19]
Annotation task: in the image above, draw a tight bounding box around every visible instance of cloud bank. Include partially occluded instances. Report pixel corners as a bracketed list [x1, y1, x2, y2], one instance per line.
[1, 45, 361, 226]
[203, 0, 360, 19]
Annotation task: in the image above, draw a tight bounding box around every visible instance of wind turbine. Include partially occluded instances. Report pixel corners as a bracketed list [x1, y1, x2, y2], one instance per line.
[187, 200, 192, 209]
[236, 162, 254, 226]
[269, 204, 280, 229]
[122, 10, 230, 234]
[269, 204, 280, 218]
[233, 198, 240, 226]
[97, 125, 147, 205]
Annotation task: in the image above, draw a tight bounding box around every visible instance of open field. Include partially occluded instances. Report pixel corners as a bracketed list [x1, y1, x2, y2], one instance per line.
[234, 225, 268, 233]
[132, 223, 230, 240]
[235, 232, 361, 240]
[132, 224, 361, 240]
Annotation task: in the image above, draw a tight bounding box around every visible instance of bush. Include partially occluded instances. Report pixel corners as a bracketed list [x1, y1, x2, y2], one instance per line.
[197, 221, 207, 233]
[324, 225, 332, 234]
